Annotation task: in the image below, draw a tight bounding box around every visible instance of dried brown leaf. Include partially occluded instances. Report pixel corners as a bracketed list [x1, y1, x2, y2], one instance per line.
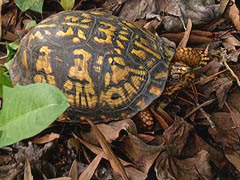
[203, 76, 233, 108]
[81, 119, 137, 145]
[87, 120, 129, 180]
[178, 18, 192, 48]
[209, 112, 240, 149]
[32, 133, 60, 144]
[75, 135, 131, 166]
[120, 132, 164, 174]
[24, 159, 33, 180]
[162, 118, 194, 155]
[125, 166, 148, 180]
[155, 150, 213, 180]
[229, 3, 240, 31]
[79, 153, 103, 180]
[68, 160, 78, 180]
[227, 87, 240, 113]
[225, 150, 240, 172]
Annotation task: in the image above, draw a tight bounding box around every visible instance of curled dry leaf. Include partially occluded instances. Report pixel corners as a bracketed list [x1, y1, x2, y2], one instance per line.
[24, 159, 33, 180]
[155, 150, 213, 180]
[203, 76, 233, 108]
[229, 3, 240, 31]
[119, 132, 164, 174]
[161, 118, 194, 155]
[79, 153, 104, 180]
[81, 119, 137, 145]
[32, 133, 60, 144]
[208, 112, 240, 150]
[225, 151, 240, 172]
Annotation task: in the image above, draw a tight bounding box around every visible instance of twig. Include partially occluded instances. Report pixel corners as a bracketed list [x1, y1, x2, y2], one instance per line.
[223, 60, 240, 87]
[184, 98, 216, 128]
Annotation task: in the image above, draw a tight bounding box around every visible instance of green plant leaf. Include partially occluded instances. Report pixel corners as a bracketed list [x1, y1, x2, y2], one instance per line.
[15, 0, 44, 13]
[60, 0, 75, 10]
[0, 66, 13, 96]
[0, 84, 70, 147]
[6, 40, 19, 63]
[25, 20, 37, 29]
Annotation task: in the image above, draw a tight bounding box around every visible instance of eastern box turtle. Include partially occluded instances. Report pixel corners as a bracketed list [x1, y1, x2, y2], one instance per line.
[10, 11, 208, 124]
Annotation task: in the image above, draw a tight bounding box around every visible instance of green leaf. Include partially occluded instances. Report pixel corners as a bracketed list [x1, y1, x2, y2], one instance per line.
[60, 0, 75, 10]
[25, 20, 37, 29]
[6, 40, 20, 63]
[15, 0, 44, 13]
[0, 84, 70, 147]
[0, 66, 13, 96]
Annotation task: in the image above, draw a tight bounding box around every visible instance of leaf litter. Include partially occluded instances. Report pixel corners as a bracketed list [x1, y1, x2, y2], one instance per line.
[1, 0, 240, 179]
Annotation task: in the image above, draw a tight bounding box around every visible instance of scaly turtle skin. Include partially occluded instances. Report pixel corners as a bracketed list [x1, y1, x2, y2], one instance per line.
[10, 11, 207, 124]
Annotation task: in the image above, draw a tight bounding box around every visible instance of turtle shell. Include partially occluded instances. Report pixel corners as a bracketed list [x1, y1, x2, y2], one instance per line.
[10, 10, 176, 123]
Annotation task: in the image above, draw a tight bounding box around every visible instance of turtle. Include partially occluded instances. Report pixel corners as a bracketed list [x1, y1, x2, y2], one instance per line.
[9, 10, 208, 128]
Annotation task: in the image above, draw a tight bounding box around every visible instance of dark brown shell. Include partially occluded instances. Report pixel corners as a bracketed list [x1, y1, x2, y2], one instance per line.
[10, 10, 175, 122]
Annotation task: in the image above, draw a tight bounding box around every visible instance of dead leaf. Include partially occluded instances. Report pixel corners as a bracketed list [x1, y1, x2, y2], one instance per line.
[225, 150, 240, 172]
[155, 150, 213, 180]
[68, 160, 78, 180]
[81, 119, 137, 145]
[79, 153, 103, 180]
[229, 3, 240, 31]
[24, 159, 33, 180]
[119, 132, 164, 174]
[32, 133, 60, 144]
[87, 120, 129, 180]
[178, 18, 192, 48]
[203, 76, 233, 108]
[209, 112, 240, 150]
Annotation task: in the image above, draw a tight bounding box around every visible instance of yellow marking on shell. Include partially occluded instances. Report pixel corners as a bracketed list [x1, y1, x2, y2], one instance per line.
[56, 27, 74, 37]
[114, 48, 122, 54]
[34, 31, 44, 39]
[33, 74, 47, 83]
[146, 59, 155, 68]
[100, 87, 126, 107]
[36, 24, 57, 28]
[97, 56, 103, 65]
[149, 85, 162, 96]
[90, 11, 107, 16]
[108, 57, 128, 84]
[105, 72, 111, 87]
[80, 12, 91, 19]
[129, 67, 147, 76]
[78, 29, 86, 40]
[134, 41, 161, 59]
[64, 15, 79, 21]
[113, 57, 126, 65]
[118, 35, 128, 41]
[116, 40, 124, 49]
[63, 80, 73, 91]
[21, 50, 28, 70]
[65, 49, 97, 108]
[81, 19, 91, 23]
[140, 37, 150, 46]
[131, 49, 147, 60]
[131, 76, 143, 89]
[119, 30, 128, 35]
[122, 20, 136, 28]
[36, 46, 52, 74]
[61, 22, 89, 29]
[73, 37, 80, 43]
[47, 75, 56, 85]
[44, 30, 51, 36]
[94, 21, 116, 44]
[154, 71, 167, 80]
[124, 82, 137, 100]
[136, 97, 146, 108]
